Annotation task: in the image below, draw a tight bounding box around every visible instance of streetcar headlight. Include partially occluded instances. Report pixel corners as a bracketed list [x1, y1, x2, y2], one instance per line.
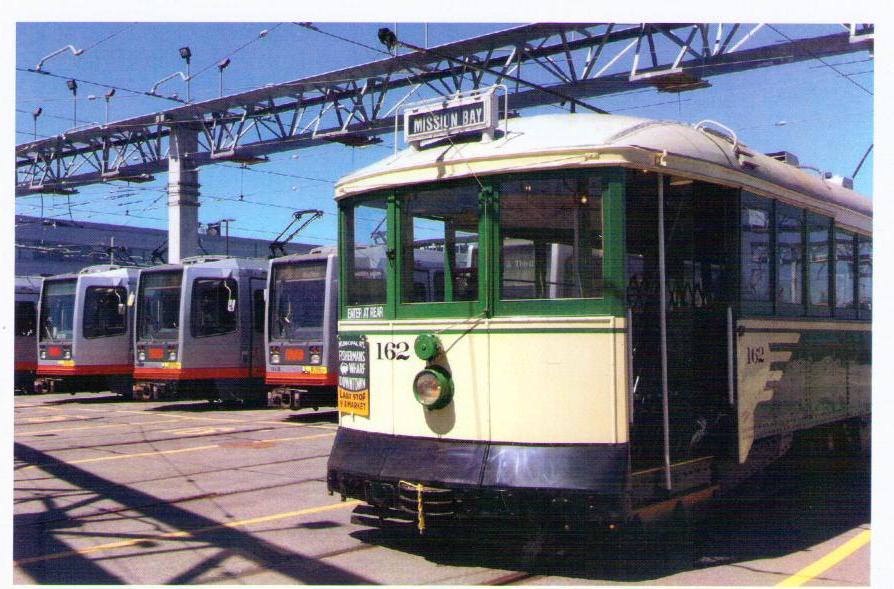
[39, 350, 46, 360]
[412, 366, 453, 410]
[63, 349, 71, 360]
[168, 350, 177, 361]
[310, 354, 321, 364]
[271, 354, 280, 364]
[137, 351, 146, 362]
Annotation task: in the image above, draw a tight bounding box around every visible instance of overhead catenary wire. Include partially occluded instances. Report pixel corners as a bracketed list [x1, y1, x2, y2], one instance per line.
[16, 67, 186, 104]
[767, 25, 873, 96]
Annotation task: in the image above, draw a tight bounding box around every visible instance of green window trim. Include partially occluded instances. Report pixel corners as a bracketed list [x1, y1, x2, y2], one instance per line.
[338, 168, 628, 321]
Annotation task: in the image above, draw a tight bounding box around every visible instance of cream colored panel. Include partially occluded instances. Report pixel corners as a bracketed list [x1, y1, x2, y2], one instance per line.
[337, 323, 394, 436]
[390, 326, 490, 441]
[489, 327, 620, 444]
[614, 327, 630, 442]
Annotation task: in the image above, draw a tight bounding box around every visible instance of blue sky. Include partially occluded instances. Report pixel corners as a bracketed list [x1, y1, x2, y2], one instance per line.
[15, 22, 874, 247]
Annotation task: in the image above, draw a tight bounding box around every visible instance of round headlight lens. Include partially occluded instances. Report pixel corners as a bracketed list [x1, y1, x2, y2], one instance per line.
[412, 367, 453, 410]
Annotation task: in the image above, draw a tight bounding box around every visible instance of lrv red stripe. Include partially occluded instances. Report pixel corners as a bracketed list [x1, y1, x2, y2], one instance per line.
[265, 372, 337, 386]
[37, 364, 134, 376]
[134, 366, 265, 380]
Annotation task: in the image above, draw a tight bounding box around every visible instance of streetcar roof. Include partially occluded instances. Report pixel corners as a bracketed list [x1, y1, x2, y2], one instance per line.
[335, 113, 871, 228]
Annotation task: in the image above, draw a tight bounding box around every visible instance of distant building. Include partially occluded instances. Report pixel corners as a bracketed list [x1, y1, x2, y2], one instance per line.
[15, 215, 317, 277]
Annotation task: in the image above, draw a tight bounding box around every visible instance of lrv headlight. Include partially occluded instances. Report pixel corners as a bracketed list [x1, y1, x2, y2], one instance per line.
[412, 366, 453, 410]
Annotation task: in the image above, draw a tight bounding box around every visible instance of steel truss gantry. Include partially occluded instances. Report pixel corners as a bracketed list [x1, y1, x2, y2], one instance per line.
[16, 23, 873, 197]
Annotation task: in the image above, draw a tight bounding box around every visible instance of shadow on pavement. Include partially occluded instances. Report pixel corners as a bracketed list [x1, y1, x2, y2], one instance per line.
[350, 452, 869, 583]
[14, 442, 372, 585]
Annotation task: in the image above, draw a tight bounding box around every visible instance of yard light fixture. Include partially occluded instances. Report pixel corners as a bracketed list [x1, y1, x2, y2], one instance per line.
[66, 79, 78, 128]
[217, 57, 231, 97]
[32, 107, 42, 140]
[179, 46, 192, 102]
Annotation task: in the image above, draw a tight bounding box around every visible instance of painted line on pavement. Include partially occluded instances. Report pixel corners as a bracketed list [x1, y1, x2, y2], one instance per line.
[776, 529, 870, 587]
[18, 431, 334, 471]
[16, 419, 185, 437]
[14, 499, 361, 566]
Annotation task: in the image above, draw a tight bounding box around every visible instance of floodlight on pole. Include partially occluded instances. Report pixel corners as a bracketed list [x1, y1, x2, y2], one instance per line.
[217, 218, 236, 255]
[104, 88, 116, 124]
[217, 58, 231, 97]
[66, 79, 78, 128]
[32, 107, 42, 140]
[34, 45, 85, 72]
[179, 46, 192, 102]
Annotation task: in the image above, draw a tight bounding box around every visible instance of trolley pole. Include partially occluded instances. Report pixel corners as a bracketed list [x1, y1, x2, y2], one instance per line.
[658, 173, 672, 492]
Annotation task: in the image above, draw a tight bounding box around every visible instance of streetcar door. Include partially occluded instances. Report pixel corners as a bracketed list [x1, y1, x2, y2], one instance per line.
[625, 172, 737, 472]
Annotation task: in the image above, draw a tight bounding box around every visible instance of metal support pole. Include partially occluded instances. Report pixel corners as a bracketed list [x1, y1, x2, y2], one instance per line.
[727, 306, 735, 406]
[167, 126, 201, 263]
[658, 173, 672, 491]
[627, 307, 635, 424]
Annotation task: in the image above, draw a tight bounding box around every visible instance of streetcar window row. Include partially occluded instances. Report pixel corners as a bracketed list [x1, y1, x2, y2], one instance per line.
[740, 191, 871, 319]
[342, 173, 611, 318]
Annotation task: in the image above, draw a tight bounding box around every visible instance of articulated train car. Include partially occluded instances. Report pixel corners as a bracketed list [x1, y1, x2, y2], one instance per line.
[35, 265, 139, 395]
[15, 276, 41, 393]
[132, 256, 267, 402]
[265, 247, 340, 410]
[326, 109, 871, 534]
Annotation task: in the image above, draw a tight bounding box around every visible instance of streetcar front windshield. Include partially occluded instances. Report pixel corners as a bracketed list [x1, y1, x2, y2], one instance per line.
[270, 260, 327, 341]
[39, 279, 76, 341]
[137, 270, 182, 341]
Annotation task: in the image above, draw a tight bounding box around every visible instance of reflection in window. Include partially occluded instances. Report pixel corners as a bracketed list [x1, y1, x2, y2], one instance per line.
[138, 271, 182, 341]
[15, 301, 37, 337]
[499, 177, 603, 300]
[83, 287, 127, 338]
[253, 289, 265, 333]
[401, 185, 480, 303]
[270, 261, 327, 340]
[776, 207, 803, 306]
[740, 201, 771, 303]
[191, 278, 238, 337]
[808, 217, 832, 308]
[39, 279, 76, 341]
[835, 229, 856, 310]
[858, 238, 871, 314]
[346, 199, 388, 306]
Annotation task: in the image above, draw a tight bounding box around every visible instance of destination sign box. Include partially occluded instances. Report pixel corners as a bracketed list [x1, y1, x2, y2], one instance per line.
[404, 90, 498, 145]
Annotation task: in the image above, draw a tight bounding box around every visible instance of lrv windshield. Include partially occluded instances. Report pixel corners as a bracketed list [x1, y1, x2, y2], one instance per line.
[137, 270, 182, 341]
[270, 261, 327, 341]
[39, 279, 76, 341]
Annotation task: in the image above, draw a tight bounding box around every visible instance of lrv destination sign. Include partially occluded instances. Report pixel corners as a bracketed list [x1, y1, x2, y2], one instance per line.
[404, 91, 498, 144]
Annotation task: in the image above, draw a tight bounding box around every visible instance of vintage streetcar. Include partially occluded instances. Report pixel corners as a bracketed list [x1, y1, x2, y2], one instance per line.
[132, 256, 267, 402]
[265, 247, 340, 410]
[14, 276, 42, 393]
[326, 106, 871, 534]
[35, 265, 140, 395]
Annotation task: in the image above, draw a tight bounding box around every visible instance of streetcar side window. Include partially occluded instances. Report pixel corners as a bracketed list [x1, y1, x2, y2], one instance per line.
[253, 289, 265, 333]
[499, 177, 603, 300]
[858, 237, 871, 319]
[190, 278, 238, 337]
[775, 204, 804, 314]
[83, 286, 128, 338]
[344, 198, 388, 307]
[807, 214, 832, 314]
[740, 193, 772, 309]
[15, 301, 37, 337]
[834, 228, 857, 317]
[400, 185, 480, 303]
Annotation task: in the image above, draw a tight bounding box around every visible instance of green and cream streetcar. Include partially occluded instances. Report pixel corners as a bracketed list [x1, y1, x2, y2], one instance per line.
[326, 95, 871, 533]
